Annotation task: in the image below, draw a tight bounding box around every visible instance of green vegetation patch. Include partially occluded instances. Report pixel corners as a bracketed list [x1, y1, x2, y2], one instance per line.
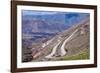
[62, 49, 90, 60]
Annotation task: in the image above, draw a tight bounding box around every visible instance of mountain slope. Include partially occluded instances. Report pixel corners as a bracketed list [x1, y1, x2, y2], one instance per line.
[30, 18, 90, 61]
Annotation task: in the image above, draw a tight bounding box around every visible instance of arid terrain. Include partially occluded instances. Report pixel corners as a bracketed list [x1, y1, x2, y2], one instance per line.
[21, 10, 90, 62]
[22, 17, 90, 62]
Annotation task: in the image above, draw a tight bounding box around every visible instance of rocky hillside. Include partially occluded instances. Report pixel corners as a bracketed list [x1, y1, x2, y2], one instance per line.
[30, 18, 90, 61]
[21, 11, 90, 62]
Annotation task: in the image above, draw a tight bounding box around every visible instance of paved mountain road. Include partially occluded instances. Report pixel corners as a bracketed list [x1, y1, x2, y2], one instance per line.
[60, 29, 78, 56]
[45, 40, 61, 58]
[45, 29, 78, 58]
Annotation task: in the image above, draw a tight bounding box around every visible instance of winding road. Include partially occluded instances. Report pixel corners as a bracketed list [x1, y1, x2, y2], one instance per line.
[45, 29, 78, 58]
[60, 29, 78, 56]
[45, 40, 61, 58]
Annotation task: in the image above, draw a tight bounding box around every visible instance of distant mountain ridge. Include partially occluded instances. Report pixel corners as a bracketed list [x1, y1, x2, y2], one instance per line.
[22, 19, 70, 34]
[22, 12, 89, 34]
